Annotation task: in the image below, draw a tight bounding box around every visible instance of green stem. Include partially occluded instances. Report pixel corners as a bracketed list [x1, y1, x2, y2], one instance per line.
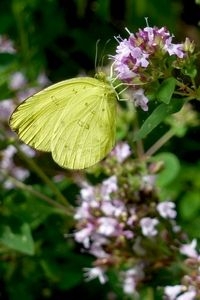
[173, 92, 195, 101]
[175, 79, 194, 94]
[136, 135, 145, 159]
[3, 172, 73, 216]
[134, 109, 145, 159]
[14, 144, 74, 214]
[11, 0, 30, 66]
[145, 129, 175, 157]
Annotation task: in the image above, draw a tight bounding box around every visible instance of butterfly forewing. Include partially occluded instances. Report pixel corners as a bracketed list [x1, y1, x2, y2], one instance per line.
[9, 80, 79, 151]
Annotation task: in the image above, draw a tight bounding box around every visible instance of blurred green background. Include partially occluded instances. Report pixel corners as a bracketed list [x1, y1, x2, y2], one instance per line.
[0, 0, 200, 299]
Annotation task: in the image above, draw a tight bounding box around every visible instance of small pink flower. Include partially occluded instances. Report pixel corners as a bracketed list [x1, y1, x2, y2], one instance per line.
[101, 175, 118, 199]
[111, 142, 131, 163]
[80, 185, 95, 202]
[0, 145, 16, 169]
[131, 47, 149, 67]
[164, 37, 184, 58]
[157, 201, 177, 219]
[123, 275, 137, 294]
[0, 35, 16, 53]
[164, 285, 184, 300]
[164, 285, 196, 300]
[74, 202, 90, 219]
[12, 167, 30, 181]
[9, 72, 27, 90]
[74, 225, 93, 248]
[101, 200, 125, 217]
[0, 99, 15, 121]
[140, 217, 159, 237]
[37, 72, 50, 86]
[180, 240, 198, 258]
[89, 243, 109, 258]
[83, 267, 107, 284]
[132, 88, 149, 111]
[97, 217, 118, 236]
[20, 144, 35, 157]
[177, 289, 196, 300]
[122, 266, 144, 295]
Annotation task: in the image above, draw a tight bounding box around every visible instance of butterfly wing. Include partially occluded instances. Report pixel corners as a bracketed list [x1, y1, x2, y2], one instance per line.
[9, 79, 81, 151]
[51, 79, 117, 169]
[10, 77, 117, 169]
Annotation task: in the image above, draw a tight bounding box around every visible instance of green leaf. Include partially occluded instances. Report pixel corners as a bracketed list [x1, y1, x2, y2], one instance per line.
[76, 0, 88, 17]
[0, 221, 34, 255]
[6, 187, 55, 229]
[40, 257, 84, 290]
[134, 99, 184, 141]
[157, 77, 176, 104]
[153, 152, 180, 187]
[179, 191, 200, 220]
[96, 0, 110, 21]
[183, 65, 197, 79]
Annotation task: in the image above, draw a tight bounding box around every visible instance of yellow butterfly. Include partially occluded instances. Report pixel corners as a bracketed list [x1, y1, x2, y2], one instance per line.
[9, 72, 117, 169]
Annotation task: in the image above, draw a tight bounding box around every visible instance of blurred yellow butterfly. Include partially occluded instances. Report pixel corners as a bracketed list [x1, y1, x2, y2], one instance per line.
[9, 72, 117, 169]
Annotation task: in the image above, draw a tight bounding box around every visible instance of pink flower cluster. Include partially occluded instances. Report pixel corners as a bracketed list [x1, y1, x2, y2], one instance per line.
[0, 35, 16, 54]
[74, 168, 200, 299]
[110, 25, 194, 111]
[112, 26, 185, 83]
[74, 175, 135, 252]
[0, 144, 35, 189]
[73, 143, 183, 296]
[164, 240, 200, 300]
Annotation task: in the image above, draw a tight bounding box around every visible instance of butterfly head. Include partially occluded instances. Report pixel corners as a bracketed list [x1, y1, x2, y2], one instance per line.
[95, 71, 109, 83]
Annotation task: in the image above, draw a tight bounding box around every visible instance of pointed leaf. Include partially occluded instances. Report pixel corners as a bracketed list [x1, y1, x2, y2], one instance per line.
[153, 152, 180, 187]
[134, 99, 184, 141]
[157, 77, 176, 104]
[0, 222, 34, 255]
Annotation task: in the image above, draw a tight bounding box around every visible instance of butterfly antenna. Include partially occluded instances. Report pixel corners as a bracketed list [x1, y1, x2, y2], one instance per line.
[100, 39, 111, 70]
[95, 39, 111, 73]
[145, 17, 149, 26]
[110, 62, 114, 79]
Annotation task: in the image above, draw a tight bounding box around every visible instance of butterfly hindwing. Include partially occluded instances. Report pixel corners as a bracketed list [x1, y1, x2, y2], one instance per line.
[51, 81, 117, 169]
